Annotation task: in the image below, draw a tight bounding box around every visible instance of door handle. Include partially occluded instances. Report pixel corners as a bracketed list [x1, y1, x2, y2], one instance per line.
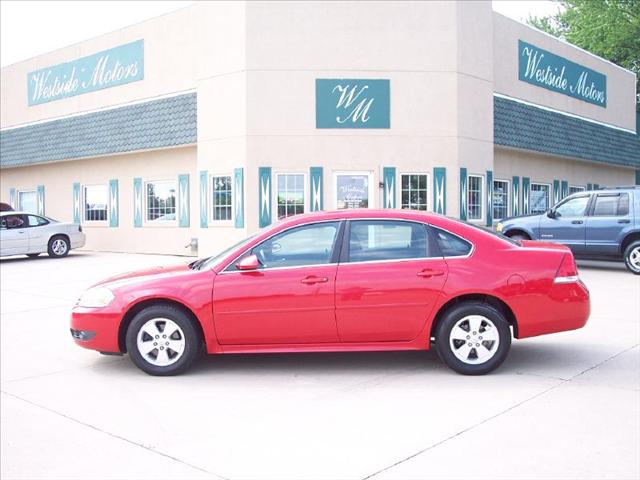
[618, 219, 630, 224]
[301, 276, 328, 285]
[571, 220, 583, 225]
[417, 269, 445, 278]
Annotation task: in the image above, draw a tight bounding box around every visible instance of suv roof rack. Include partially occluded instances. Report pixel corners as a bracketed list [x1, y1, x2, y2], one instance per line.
[597, 186, 640, 190]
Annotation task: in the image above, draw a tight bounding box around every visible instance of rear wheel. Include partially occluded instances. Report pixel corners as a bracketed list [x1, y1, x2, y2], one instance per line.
[125, 304, 202, 376]
[623, 240, 640, 275]
[435, 302, 511, 375]
[48, 235, 70, 258]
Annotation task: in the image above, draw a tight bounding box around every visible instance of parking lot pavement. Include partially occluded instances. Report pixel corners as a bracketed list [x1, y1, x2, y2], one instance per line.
[1, 252, 638, 480]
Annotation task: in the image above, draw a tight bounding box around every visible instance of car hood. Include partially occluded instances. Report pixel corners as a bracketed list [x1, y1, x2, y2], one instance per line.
[500, 213, 542, 224]
[93, 264, 192, 289]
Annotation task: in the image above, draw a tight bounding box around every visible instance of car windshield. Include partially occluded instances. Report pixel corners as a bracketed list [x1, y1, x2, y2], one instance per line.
[192, 234, 258, 270]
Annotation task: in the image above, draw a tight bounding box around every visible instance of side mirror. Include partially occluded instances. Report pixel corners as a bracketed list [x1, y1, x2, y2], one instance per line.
[546, 208, 556, 219]
[236, 254, 260, 271]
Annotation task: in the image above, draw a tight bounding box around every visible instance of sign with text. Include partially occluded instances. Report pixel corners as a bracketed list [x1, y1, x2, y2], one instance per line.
[518, 40, 606, 107]
[28, 40, 144, 106]
[316, 79, 390, 128]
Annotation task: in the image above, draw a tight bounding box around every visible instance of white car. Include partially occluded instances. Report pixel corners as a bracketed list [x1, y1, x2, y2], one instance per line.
[0, 211, 86, 258]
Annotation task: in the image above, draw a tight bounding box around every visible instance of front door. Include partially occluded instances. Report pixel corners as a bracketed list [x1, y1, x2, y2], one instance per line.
[335, 220, 448, 342]
[0, 214, 29, 256]
[212, 221, 342, 345]
[584, 192, 632, 256]
[539, 194, 590, 255]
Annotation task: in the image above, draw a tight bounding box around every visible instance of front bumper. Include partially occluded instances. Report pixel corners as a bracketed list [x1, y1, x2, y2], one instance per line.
[70, 305, 122, 353]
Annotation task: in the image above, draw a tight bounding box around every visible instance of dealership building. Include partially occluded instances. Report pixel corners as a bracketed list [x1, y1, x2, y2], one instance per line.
[1, 1, 639, 256]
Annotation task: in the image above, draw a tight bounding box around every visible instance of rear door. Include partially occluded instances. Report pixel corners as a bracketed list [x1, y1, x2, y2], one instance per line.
[584, 192, 632, 256]
[335, 219, 448, 342]
[538, 194, 590, 255]
[0, 214, 29, 256]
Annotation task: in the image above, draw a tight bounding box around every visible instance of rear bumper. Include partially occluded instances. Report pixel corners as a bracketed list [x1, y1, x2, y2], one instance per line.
[516, 279, 590, 338]
[70, 232, 86, 250]
[70, 306, 122, 353]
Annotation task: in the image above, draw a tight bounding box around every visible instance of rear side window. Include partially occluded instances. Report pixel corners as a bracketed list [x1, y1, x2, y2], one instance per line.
[27, 215, 49, 227]
[431, 227, 472, 257]
[348, 220, 430, 262]
[592, 194, 629, 216]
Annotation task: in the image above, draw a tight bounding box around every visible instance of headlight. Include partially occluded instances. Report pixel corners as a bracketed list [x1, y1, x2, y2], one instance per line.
[76, 287, 115, 308]
[496, 222, 503, 233]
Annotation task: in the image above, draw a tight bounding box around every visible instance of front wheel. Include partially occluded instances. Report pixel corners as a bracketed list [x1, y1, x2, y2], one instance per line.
[435, 302, 511, 375]
[623, 240, 640, 275]
[125, 304, 203, 376]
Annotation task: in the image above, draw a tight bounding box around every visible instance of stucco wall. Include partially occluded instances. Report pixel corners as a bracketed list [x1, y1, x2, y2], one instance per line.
[493, 12, 637, 132]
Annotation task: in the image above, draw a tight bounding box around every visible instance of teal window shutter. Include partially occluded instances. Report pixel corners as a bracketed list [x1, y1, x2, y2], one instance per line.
[178, 174, 190, 228]
[553, 180, 560, 205]
[259, 167, 272, 227]
[433, 167, 446, 215]
[561, 180, 568, 199]
[459, 168, 468, 220]
[109, 179, 119, 227]
[199, 170, 208, 228]
[9, 188, 16, 209]
[309, 167, 323, 212]
[512, 176, 520, 217]
[593, 183, 599, 190]
[587, 183, 593, 191]
[234, 168, 244, 228]
[522, 177, 530, 214]
[133, 178, 142, 227]
[37, 185, 45, 215]
[73, 182, 81, 223]
[383, 167, 396, 208]
[486, 170, 493, 226]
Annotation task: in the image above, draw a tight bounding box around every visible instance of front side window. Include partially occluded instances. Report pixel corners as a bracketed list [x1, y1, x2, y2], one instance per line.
[1, 214, 26, 229]
[569, 186, 585, 195]
[146, 181, 176, 222]
[348, 220, 429, 262]
[18, 191, 37, 213]
[212, 175, 233, 221]
[335, 173, 371, 209]
[431, 226, 473, 257]
[592, 193, 629, 217]
[492, 180, 509, 221]
[530, 183, 550, 214]
[554, 195, 589, 218]
[251, 222, 339, 269]
[83, 185, 108, 222]
[400, 174, 428, 210]
[277, 174, 305, 220]
[467, 175, 483, 220]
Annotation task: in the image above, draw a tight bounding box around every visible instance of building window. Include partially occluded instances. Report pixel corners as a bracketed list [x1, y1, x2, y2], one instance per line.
[569, 185, 585, 195]
[400, 174, 428, 210]
[334, 172, 373, 209]
[530, 183, 550, 214]
[211, 175, 233, 221]
[83, 185, 108, 222]
[145, 180, 176, 222]
[467, 175, 484, 221]
[18, 190, 37, 213]
[277, 173, 305, 220]
[492, 179, 509, 221]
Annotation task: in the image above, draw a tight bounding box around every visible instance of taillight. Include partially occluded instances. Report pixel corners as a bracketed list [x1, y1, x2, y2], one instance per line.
[78, 225, 82, 232]
[554, 253, 578, 284]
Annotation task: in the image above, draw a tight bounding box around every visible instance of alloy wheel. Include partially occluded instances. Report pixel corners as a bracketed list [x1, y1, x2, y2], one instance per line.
[136, 318, 186, 367]
[449, 315, 500, 365]
[52, 239, 68, 256]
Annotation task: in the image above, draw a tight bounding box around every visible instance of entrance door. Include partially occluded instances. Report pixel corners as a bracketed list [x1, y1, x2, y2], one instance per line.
[335, 220, 447, 342]
[539, 194, 590, 255]
[212, 221, 342, 344]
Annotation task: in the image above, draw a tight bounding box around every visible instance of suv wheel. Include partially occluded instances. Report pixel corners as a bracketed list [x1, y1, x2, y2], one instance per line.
[623, 240, 640, 275]
[435, 302, 511, 375]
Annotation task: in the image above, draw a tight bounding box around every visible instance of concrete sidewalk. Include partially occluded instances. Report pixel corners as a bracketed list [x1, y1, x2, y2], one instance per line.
[1, 252, 638, 480]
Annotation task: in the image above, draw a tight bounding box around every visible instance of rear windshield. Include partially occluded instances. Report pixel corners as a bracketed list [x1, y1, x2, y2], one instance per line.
[445, 217, 521, 247]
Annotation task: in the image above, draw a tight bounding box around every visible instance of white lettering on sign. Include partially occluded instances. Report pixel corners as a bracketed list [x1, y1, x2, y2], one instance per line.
[332, 84, 374, 124]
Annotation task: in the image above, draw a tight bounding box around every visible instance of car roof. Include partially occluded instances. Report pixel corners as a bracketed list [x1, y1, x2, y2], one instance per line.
[0, 211, 38, 216]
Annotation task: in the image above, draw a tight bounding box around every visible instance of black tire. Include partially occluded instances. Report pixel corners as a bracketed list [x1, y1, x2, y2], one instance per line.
[125, 304, 203, 376]
[26, 253, 41, 258]
[507, 232, 530, 241]
[47, 235, 70, 258]
[623, 240, 640, 275]
[435, 301, 511, 375]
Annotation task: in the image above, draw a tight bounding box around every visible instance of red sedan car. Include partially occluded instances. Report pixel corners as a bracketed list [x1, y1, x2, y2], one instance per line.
[71, 209, 589, 375]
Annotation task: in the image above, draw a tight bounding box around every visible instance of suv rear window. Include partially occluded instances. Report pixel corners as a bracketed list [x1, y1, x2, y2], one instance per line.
[593, 194, 629, 216]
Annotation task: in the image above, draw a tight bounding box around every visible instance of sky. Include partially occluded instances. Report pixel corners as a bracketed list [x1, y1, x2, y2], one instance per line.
[0, 1, 561, 68]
